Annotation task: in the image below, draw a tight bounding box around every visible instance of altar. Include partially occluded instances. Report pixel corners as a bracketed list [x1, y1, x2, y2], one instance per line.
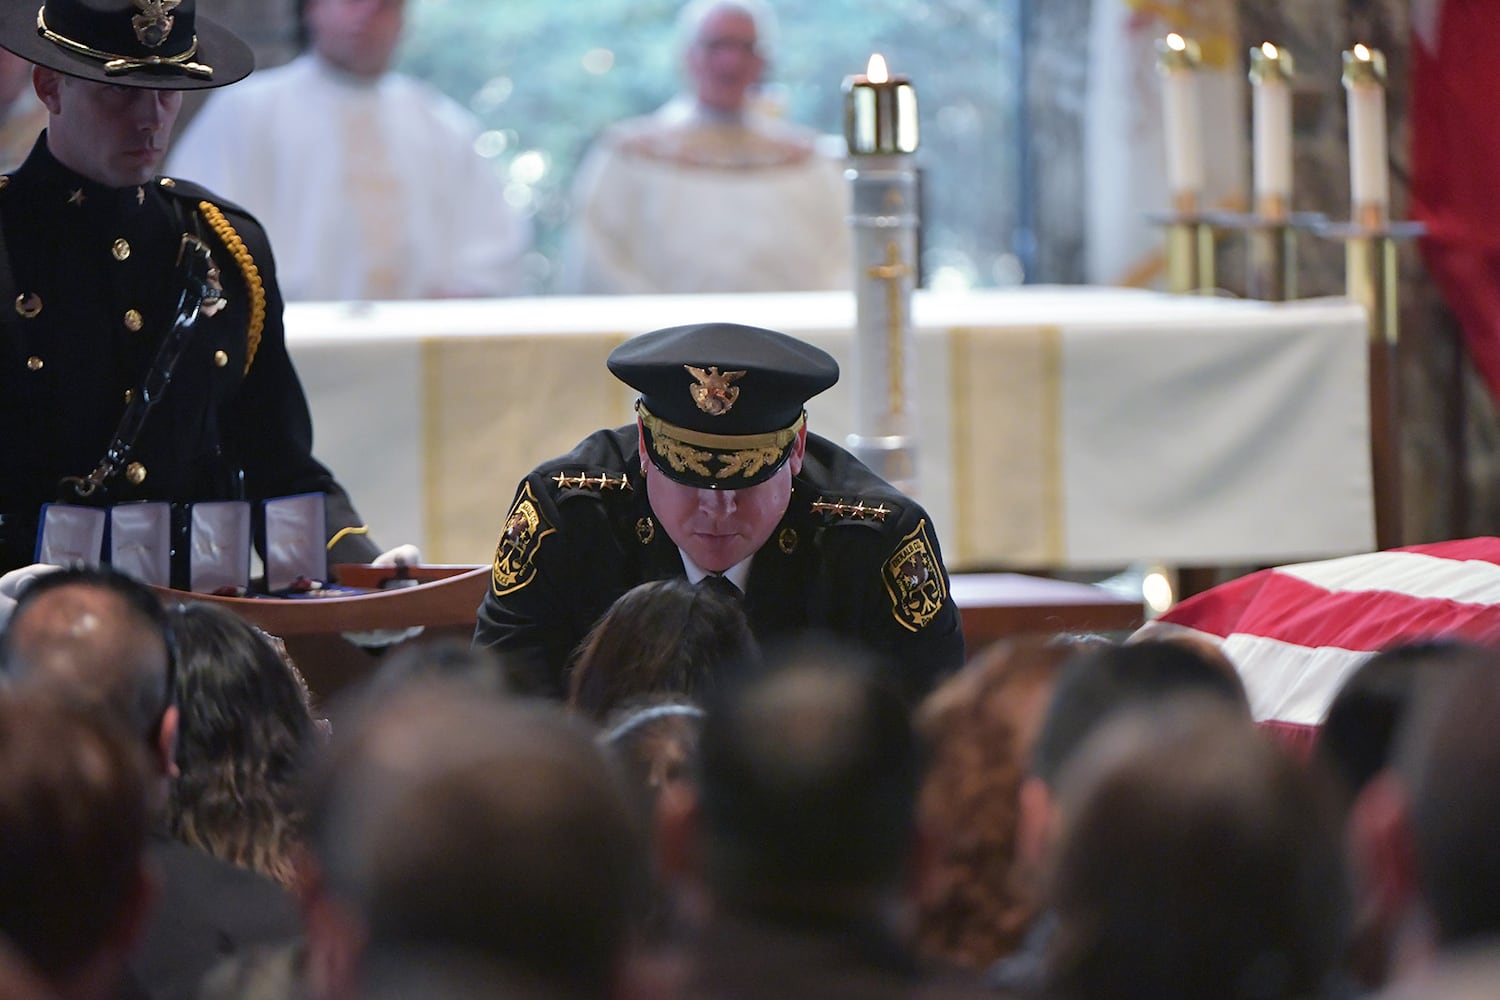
[285, 287, 1374, 571]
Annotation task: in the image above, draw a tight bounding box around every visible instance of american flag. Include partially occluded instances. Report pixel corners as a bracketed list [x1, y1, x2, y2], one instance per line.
[1135, 538, 1500, 745]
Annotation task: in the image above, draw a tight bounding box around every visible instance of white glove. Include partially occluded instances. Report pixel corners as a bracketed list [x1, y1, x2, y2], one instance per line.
[371, 544, 422, 568]
[0, 562, 62, 601]
[0, 563, 62, 632]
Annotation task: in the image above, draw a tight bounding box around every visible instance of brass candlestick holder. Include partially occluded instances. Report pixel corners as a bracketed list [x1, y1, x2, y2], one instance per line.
[1149, 193, 1218, 295]
[1207, 200, 1326, 303]
[1313, 213, 1424, 549]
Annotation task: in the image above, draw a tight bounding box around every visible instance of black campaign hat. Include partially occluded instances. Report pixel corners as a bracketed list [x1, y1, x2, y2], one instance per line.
[0, 0, 254, 90]
[608, 322, 839, 490]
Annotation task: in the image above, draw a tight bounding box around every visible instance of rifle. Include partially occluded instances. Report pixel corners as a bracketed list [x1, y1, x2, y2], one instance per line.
[57, 233, 224, 502]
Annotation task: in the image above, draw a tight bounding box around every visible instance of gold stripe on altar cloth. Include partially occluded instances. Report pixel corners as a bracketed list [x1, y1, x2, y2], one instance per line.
[949, 325, 1065, 567]
[421, 333, 634, 563]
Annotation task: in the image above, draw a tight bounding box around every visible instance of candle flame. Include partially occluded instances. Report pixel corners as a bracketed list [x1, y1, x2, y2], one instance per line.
[866, 53, 889, 84]
[1353, 42, 1371, 61]
[1166, 32, 1186, 52]
[1260, 41, 1279, 60]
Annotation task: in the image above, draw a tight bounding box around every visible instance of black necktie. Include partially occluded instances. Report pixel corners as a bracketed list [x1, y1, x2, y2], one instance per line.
[700, 573, 743, 601]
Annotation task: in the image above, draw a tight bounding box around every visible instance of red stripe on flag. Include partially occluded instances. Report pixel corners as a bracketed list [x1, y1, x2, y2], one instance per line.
[1152, 567, 1275, 639]
[1160, 570, 1500, 652]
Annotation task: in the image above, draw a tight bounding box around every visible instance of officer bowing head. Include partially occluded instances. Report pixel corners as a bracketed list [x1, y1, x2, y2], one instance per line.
[2, 0, 253, 187]
[609, 322, 837, 576]
[475, 321, 964, 703]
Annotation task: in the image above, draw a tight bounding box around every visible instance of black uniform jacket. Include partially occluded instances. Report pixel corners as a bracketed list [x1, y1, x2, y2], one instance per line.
[0, 135, 378, 572]
[474, 425, 965, 700]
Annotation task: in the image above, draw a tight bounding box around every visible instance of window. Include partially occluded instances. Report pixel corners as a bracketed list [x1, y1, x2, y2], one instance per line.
[399, 0, 1024, 294]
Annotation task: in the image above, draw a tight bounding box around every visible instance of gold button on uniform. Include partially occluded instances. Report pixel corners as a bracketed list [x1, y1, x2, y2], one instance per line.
[213, 350, 228, 368]
[26, 356, 42, 371]
[15, 293, 40, 318]
[125, 462, 147, 485]
[124, 309, 143, 331]
[123, 388, 135, 404]
[112, 238, 131, 261]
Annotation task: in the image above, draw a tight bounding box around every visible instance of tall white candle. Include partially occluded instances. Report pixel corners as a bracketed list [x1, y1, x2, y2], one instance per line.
[1343, 44, 1389, 220]
[1250, 42, 1294, 214]
[1157, 33, 1205, 202]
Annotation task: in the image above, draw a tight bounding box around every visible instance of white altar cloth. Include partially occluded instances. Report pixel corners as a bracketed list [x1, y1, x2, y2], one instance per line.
[285, 288, 1374, 569]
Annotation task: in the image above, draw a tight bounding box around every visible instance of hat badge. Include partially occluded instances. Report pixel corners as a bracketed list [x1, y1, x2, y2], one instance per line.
[132, 0, 181, 48]
[685, 365, 746, 416]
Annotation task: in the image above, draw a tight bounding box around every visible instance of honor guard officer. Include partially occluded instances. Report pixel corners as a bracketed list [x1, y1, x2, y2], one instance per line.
[474, 322, 965, 701]
[0, 0, 387, 577]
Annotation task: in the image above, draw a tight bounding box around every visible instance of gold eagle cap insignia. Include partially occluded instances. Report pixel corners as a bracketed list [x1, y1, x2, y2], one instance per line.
[132, 0, 180, 48]
[685, 365, 746, 416]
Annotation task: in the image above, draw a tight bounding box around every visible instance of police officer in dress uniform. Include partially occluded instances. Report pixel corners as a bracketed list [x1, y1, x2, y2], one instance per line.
[0, 0, 383, 576]
[474, 322, 965, 701]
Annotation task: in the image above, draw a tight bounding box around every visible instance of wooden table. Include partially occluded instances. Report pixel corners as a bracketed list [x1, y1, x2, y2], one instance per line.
[951, 573, 1144, 652]
[167, 566, 1142, 699]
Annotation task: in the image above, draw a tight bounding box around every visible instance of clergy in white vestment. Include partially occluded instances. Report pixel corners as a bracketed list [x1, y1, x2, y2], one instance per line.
[560, 0, 851, 295]
[0, 48, 46, 173]
[166, 0, 530, 302]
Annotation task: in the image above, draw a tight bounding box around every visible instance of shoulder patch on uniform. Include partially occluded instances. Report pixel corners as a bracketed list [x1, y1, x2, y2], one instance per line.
[812, 496, 893, 526]
[883, 518, 947, 633]
[490, 482, 556, 597]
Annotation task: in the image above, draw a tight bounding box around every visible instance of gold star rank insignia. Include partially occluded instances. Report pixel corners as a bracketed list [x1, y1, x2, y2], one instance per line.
[489, 482, 555, 596]
[883, 519, 947, 632]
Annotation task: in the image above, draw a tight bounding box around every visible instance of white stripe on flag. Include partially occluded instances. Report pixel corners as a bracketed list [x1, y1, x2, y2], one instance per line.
[1279, 550, 1500, 604]
[1219, 634, 1372, 726]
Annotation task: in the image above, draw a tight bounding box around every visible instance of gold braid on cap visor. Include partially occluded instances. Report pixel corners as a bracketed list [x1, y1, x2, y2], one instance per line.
[36, 7, 214, 77]
[637, 401, 804, 483]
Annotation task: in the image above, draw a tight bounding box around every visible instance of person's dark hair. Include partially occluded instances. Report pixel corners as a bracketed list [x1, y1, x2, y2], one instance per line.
[367, 636, 508, 701]
[1317, 639, 1491, 802]
[166, 602, 318, 888]
[0, 693, 151, 979]
[1396, 647, 1500, 946]
[914, 636, 1073, 969]
[568, 577, 756, 722]
[303, 685, 644, 993]
[1047, 698, 1350, 1000]
[696, 636, 918, 912]
[0, 564, 176, 742]
[1030, 639, 1249, 788]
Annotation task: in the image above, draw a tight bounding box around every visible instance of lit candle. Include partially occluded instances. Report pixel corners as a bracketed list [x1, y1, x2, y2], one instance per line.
[1249, 42, 1294, 220]
[1342, 43, 1389, 226]
[1157, 33, 1204, 211]
[843, 53, 919, 156]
